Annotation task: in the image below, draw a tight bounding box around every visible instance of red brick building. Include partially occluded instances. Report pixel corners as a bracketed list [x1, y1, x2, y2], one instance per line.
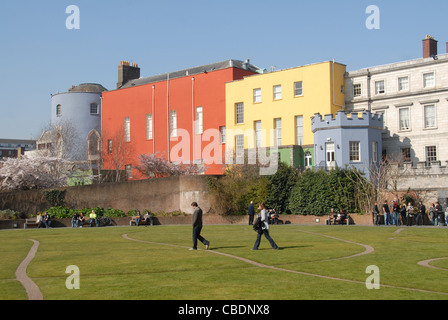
[102, 60, 260, 179]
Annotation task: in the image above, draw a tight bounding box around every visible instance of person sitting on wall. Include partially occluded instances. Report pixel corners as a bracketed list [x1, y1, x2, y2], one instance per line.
[36, 212, 45, 228]
[335, 209, 347, 224]
[326, 208, 337, 225]
[42, 212, 52, 228]
[143, 210, 153, 226]
[269, 208, 279, 225]
[78, 212, 85, 228]
[134, 210, 143, 226]
[71, 212, 79, 228]
[89, 210, 99, 227]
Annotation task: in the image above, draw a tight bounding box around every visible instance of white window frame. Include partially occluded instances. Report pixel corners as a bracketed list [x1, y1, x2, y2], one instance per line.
[423, 72, 435, 88]
[253, 88, 261, 103]
[254, 120, 262, 148]
[235, 134, 244, 155]
[170, 110, 177, 137]
[375, 80, 385, 95]
[372, 141, 378, 163]
[398, 76, 409, 92]
[353, 84, 362, 97]
[195, 106, 203, 134]
[146, 114, 153, 140]
[220, 126, 226, 144]
[124, 117, 131, 142]
[294, 81, 303, 97]
[424, 104, 436, 129]
[235, 102, 244, 124]
[273, 85, 282, 100]
[295, 116, 303, 145]
[399, 107, 411, 131]
[90, 103, 99, 114]
[425, 145, 437, 163]
[349, 141, 361, 162]
[274, 118, 282, 147]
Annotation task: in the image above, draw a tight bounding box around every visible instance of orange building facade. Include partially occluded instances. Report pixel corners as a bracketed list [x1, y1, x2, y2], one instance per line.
[102, 60, 259, 179]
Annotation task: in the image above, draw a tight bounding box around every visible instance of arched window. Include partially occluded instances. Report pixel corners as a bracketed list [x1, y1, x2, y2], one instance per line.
[87, 129, 101, 160]
[56, 104, 62, 117]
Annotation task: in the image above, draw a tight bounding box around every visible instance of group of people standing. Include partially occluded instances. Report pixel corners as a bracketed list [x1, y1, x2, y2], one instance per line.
[373, 200, 446, 226]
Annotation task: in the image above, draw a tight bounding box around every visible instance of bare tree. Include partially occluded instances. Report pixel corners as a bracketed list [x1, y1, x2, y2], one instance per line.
[31, 120, 84, 161]
[101, 125, 135, 182]
[348, 154, 410, 215]
[134, 152, 206, 178]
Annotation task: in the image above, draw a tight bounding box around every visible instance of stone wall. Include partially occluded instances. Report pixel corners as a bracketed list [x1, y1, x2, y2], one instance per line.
[0, 175, 212, 216]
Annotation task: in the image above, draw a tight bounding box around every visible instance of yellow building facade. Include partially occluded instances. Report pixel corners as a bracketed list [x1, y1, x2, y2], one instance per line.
[225, 60, 346, 167]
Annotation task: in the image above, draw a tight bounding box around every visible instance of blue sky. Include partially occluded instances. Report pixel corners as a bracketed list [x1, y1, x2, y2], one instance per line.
[1, 0, 448, 140]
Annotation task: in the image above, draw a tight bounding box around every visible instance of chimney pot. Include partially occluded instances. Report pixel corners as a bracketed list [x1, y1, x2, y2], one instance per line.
[117, 61, 140, 89]
[423, 35, 438, 59]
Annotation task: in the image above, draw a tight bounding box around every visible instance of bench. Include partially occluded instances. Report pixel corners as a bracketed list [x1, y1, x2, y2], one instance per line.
[129, 217, 153, 226]
[327, 215, 351, 225]
[24, 218, 38, 229]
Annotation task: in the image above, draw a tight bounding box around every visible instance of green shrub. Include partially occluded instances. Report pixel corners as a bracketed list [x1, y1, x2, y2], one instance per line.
[265, 162, 300, 214]
[43, 189, 66, 207]
[0, 209, 19, 220]
[288, 169, 360, 216]
[207, 164, 269, 215]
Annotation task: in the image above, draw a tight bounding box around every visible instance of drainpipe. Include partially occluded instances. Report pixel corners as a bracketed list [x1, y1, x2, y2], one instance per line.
[152, 85, 155, 153]
[167, 73, 170, 162]
[366, 69, 372, 111]
[192, 77, 195, 163]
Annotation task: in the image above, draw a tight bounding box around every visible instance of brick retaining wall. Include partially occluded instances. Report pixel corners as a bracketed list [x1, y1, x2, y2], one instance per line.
[0, 213, 376, 230]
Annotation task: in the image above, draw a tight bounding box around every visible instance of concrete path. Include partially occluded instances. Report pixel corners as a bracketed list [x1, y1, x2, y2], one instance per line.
[418, 257, 448, 271]
[15, 239, 43, 300]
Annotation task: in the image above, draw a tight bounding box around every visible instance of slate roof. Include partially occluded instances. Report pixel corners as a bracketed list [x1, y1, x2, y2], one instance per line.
[119, 59, 262, 89]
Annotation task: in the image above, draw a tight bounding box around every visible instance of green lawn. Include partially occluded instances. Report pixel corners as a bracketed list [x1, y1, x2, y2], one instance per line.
[1, 224, 447, 300]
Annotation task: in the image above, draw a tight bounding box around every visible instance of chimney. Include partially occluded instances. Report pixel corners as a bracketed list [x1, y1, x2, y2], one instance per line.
[423, 35, 438, 59]
[117, 61, 140, 89]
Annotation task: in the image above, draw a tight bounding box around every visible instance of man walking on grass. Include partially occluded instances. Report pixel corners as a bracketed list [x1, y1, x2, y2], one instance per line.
[190, 202, 210, 251]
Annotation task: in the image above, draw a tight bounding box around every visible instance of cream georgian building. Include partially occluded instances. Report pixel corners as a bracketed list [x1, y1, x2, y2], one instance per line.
[345, 36, 448, 167]
[345, 36, 448, 205]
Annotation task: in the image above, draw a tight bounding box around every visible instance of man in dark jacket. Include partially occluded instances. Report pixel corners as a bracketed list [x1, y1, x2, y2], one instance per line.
[248, 201, 255, 225]
[190, 202, 210, 250]
[416, 201, 426, 225]
[435, 202, 444, 225]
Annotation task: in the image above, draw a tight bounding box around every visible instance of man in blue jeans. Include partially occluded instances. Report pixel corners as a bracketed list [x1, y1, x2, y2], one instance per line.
[190, 202, 210, 251]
